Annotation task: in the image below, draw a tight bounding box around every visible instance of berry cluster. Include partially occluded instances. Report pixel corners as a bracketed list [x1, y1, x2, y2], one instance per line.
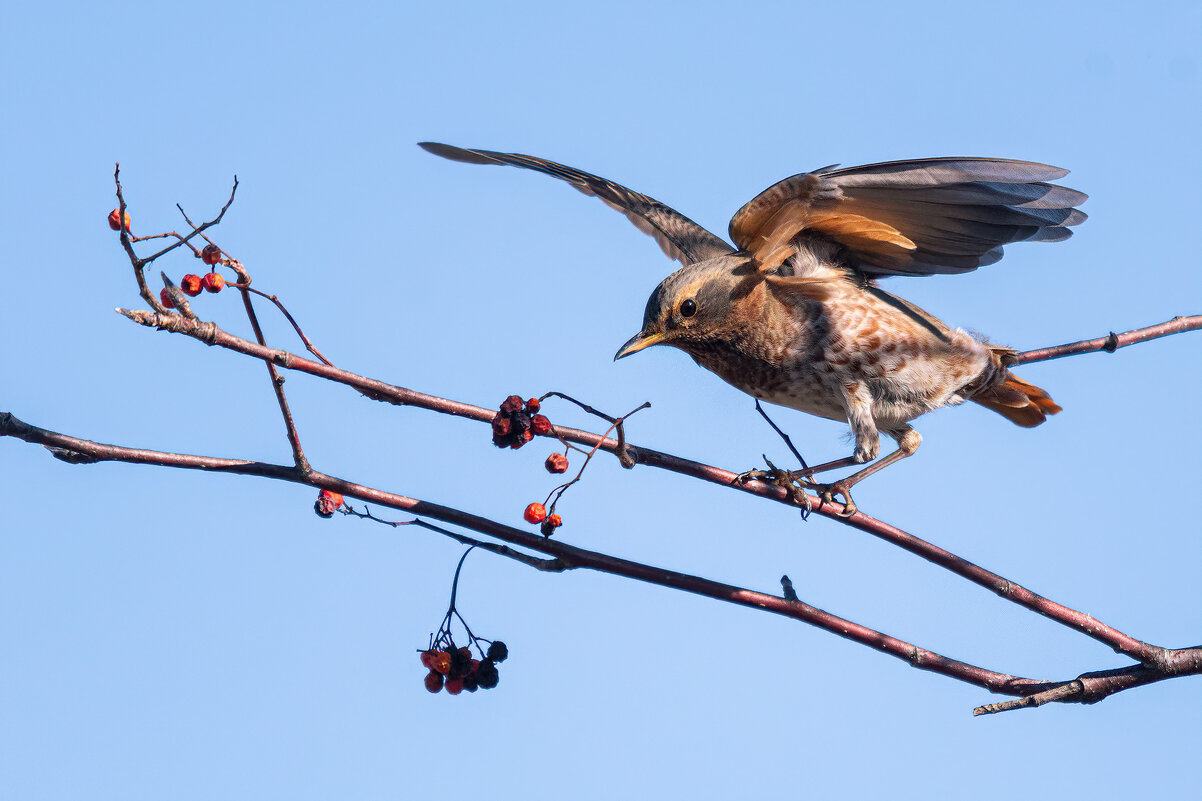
[108, 208, 230, 309]
[491, 395, 551, 449]
[523, 502, 563, 536]
[159, 270, 225, 309]
[313, 489, 345, 518]
[421, 639, 508, 695]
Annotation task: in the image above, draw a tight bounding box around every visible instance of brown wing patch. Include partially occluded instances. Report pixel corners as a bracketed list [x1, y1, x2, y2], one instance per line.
[729, 157, 1086, 278]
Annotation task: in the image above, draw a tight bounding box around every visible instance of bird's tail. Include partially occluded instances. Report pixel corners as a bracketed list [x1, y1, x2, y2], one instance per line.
[970, 355, 1062, 427]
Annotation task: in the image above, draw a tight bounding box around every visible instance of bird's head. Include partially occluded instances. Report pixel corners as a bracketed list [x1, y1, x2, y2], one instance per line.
[614, 253, 754, 361]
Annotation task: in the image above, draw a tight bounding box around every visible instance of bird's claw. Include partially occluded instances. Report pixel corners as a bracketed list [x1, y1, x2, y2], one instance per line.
[733, 468, 775, 485]
[734, 463, 819, 516]
[814, 481, 858, 517]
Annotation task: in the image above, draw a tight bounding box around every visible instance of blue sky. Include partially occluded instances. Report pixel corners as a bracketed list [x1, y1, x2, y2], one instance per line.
[1, 1, 1199, 798]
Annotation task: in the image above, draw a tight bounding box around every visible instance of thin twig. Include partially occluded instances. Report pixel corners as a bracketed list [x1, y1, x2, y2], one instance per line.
[754, 399, 809, 471]
[236, 285, 336, 366]
[341, 505, 565, 571]
[1016, 315, 1202, 364]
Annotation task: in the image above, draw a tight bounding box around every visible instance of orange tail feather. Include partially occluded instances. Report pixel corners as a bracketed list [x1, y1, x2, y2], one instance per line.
[971, 374, 1062, 428]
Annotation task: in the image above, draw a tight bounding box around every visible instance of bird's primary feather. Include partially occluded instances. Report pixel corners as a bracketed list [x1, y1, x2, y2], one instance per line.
[417, 142, 733, 266]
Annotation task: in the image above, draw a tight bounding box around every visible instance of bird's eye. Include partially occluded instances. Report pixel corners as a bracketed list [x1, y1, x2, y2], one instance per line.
[680, 299, 697, 318]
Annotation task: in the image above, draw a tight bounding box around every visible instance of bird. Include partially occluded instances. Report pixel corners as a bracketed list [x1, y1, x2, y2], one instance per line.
[420, 142, 1085, 514]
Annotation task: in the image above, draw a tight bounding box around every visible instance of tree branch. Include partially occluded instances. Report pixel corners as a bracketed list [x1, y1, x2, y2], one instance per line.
[1015, 315, 1202, 364]
[8, 409, 1195, 711]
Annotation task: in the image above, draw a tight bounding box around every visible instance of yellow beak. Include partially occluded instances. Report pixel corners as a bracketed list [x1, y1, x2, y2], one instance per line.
[614, 330, 669, 361]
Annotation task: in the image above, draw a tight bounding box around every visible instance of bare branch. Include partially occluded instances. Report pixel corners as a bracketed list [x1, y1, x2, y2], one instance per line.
[1016, 315, 1202, 364]
[3, 410, 1198, 712]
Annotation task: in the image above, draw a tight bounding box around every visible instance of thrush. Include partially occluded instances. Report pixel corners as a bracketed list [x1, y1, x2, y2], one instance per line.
[421, 142, 1084, 514]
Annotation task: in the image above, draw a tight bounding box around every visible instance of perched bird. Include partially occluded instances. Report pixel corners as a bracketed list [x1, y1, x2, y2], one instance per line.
[420, 142, 1085, 514]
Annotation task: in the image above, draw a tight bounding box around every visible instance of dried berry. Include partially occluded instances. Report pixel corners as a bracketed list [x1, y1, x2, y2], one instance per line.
[424, 670, 444, 693]
[159, 287, 176, 309]
[475, 659, 500, 689]
[509, 429, 533, 449]
[530, 414, 552, 436]
[525, 397, 541, 413]
[463, 671, 479, 692]
[486, 641, 508, 663]
[107, 208, 130, 231]
[314, 489, 343, 517]
[200, 244, 222, 265]
[501, 395, 523, 415]
[524, 503, 547, 524]
[449, 647, 473, 679]
[180, 274, 203, 297]
[431, 651, 452, 675]
[492, 415, 512, 437]
[444, 677, 464, 695]
[201, 272, 226, 293]
[545, 453, 569, 474]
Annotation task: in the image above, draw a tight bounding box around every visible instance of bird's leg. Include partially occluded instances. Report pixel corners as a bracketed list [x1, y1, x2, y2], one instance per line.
[734, 390, 879, 512]
[804, 427, 923, 516]
[777, 383, 880, 516]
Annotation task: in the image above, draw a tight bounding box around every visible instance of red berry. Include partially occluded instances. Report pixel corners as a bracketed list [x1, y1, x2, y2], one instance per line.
[509, 429, 533, 449]
[201, 272, 226, 293]
[159, 287, 176, 309]
[200, 244, 222, 265]
[525, 397, 541, 413]
[501, 395, 523, 414]
[424, 670, 444, 693]
[420, 650, 436, 669]
[107, 208, 130, 231]
[180, 274, 203, 297]
[541, 514, 563, 537]
[492, 415, 512, 437]
[530, 415, 552, 436]
[545, 453, 569, 474]
[524, 502, 547, 524]
[431, 651, 452, 675]
[315, 489, 343, 517]
[444, 677, 464, 695]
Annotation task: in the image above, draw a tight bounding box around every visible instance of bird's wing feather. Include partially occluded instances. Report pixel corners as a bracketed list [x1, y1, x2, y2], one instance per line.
[728, 157, 1087, 277]
[419, 142, 734, 266]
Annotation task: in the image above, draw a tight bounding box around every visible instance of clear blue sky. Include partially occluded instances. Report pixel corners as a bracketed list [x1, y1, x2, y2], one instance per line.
[2, 1, 1199, 798]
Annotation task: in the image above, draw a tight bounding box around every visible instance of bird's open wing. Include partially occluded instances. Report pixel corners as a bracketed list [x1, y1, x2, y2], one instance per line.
[728, 158, 1087, 277]
[419, 143, 734, 266]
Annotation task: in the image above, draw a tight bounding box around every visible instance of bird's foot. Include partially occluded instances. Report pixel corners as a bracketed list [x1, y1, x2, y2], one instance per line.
[734, 458, 817, 515]
[811, 480, 858, 518]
